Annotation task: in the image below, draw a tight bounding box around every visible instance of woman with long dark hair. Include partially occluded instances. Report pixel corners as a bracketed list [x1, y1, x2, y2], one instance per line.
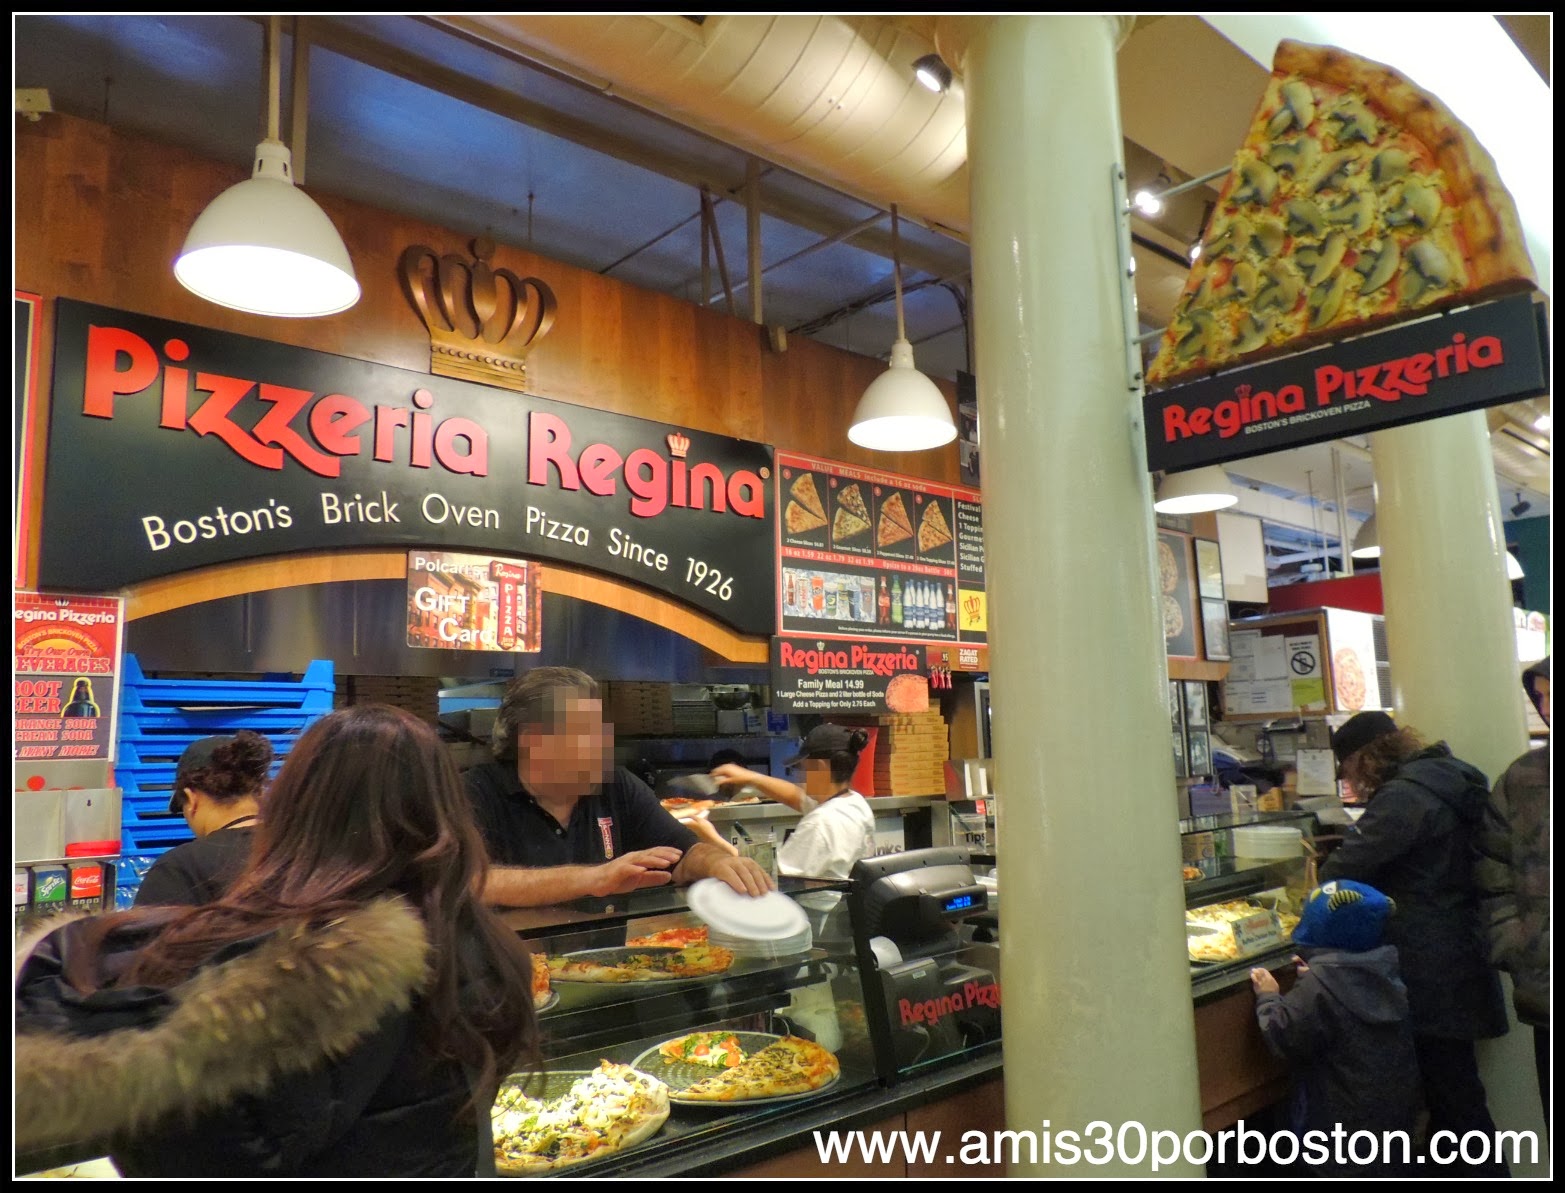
[16, 704, 539, 1176]
[1322, 711, 1509, 1176]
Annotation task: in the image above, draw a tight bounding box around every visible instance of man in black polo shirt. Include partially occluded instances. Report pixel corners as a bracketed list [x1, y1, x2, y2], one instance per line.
[467, 667, 773, 906]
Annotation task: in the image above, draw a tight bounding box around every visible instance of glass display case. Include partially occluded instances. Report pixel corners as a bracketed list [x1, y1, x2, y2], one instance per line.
[1179, 808, 1318, 1000]
[495, 878, 879, 1176]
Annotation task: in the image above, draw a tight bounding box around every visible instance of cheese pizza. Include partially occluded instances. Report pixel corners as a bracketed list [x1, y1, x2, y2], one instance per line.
[625, 925, 710, 948]
[677, 1036, 839, 1102]
[531, 953, 552, 1010]
[785, 473, 828, 535]
[1148, 39, 1536, 387]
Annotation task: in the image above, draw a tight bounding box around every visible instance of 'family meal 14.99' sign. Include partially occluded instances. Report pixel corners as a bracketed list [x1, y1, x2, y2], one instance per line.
[1144, 293, 1548, 474]
[38, 301, 776, 635]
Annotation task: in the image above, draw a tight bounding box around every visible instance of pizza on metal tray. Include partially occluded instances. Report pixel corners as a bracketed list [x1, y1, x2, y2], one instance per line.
[492, 1061, 669, 1174]
[546, 944, 734, 983]
[676, 1036, 840, 1101]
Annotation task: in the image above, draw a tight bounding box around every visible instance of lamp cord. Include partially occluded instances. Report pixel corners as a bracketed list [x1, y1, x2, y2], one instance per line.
[891, 204, 906, 342]
[266, 14, 282, 143]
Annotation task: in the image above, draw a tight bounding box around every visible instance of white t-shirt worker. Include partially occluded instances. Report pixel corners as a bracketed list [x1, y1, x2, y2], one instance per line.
[710, 723, 875, 881]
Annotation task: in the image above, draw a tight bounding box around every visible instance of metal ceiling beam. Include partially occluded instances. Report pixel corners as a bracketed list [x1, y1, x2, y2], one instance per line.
[268, 16, 968, 281]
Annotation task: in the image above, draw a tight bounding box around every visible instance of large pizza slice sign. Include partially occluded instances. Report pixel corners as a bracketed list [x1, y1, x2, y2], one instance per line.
[790, 473, 826, 520]
[1147, 40, 1536, 388]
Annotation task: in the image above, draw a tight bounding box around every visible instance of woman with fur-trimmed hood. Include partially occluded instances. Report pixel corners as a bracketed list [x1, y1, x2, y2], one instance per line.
[15, 705, 540, 1177]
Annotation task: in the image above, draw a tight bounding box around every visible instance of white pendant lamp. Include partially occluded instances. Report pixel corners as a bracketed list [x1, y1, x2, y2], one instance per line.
[1506, 551, 1524, 580]
[175, 18, 359, 318]
[1351, 514, 1380, 560]
[1153, 466, 1239, 514]
[848, 205, 957, 452]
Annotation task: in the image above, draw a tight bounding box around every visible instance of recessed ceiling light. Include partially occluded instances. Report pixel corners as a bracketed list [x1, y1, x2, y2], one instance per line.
[1189, 242, 1202, 262]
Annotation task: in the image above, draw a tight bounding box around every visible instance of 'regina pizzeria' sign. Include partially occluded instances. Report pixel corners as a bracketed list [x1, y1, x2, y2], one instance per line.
[1144, 293, 1548, 474]
[37, 300, 776, 635]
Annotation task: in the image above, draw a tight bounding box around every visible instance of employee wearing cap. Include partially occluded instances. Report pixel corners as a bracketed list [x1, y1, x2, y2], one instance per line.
[466, 667, 773, 907]
[1321, 710, 1508, 1175]
[711, 724, 874, 881]
[133, 731, 273, 907]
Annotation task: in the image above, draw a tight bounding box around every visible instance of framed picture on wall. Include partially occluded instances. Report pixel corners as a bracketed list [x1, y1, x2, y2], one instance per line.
[1169, 680, 1188, 780]
[1194, 538, 1224, 600]
[1201, 599, 1231, 663]
[1187, 727, 1212, 778]
[1183, 680, 1208, 729]
[1157, 530, 1198, 660]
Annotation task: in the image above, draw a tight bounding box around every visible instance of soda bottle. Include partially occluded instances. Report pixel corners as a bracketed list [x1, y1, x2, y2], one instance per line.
[891, 576, 903, 626]
[878, 577, 890, 625]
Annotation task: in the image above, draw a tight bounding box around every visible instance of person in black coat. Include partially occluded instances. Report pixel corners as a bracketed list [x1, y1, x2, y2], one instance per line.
[1321, 711, 1508, 1174]
[16, 705, 540, 1177]
[1252, 879, 1418, 1176]
[134, 731, 271, 907]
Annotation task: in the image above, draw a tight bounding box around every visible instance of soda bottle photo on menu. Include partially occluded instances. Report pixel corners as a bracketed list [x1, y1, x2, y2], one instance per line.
[61, 678, 100, 719]
[892, 576, 903, 626]
[878, 577, 890, 625]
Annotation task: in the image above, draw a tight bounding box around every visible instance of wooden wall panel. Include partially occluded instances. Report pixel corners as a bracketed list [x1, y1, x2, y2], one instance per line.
[16, 112, 937, 469]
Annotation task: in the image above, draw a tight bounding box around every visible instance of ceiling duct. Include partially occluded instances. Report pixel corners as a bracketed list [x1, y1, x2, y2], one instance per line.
[431, 14, 973, 236]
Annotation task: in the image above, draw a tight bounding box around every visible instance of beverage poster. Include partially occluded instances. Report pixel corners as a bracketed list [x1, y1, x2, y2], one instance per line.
[776, 451, 984, 649]
[14, 592, 125, 762]
[406, 551, 541, 652]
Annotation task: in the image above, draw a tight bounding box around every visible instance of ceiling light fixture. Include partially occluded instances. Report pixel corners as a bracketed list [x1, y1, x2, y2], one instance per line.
[912, 53, 953, 94]
[848, 204, 957, 453]
[1510, 491, 1532, 518]
[174, 17, 358, 317]
[1536, 413, 1551, 432]
[1153, 466, 1239, 514]
[1189, 241, 1202, 262]
[1350, 514, 1380, 560]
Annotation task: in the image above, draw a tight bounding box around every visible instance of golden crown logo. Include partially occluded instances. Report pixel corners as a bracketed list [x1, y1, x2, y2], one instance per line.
[399, 238, 557, 391]
[666, 433, 691, 459]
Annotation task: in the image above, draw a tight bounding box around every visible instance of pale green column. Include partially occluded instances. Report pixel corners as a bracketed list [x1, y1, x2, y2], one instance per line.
[958, 14, 1202, 1174]
[1371, 410, 1545, 1175]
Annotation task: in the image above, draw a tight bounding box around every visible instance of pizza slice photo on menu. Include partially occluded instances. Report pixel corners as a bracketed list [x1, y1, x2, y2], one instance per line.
[917, 501, 953, 553]
[877, 492, 914, 548]
[1147, 39, 1537, 387]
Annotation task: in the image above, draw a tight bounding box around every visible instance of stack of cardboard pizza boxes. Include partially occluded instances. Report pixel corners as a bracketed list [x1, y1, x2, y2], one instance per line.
[872, 710, 949, 796]
[601, 681, 675, 737]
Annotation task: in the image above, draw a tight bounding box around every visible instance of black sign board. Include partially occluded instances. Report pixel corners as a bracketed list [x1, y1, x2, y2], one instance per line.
[770, 637, 927, 715]
[1144, 294, 1548, 473]
[38, 301, 776, 634]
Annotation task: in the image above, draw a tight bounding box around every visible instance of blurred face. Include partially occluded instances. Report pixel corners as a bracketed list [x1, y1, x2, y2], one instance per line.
[800, 757, 836, 799]
[518, 696, 611, 795]
[1533, 676, 1550, 726]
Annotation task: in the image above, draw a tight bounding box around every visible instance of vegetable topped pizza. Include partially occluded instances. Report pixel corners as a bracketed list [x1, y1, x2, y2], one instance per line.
[1147, 39, 1536, 387]
[657, 1031, 748, 1069]
[492, 1062, 669, 1174]
[675, 1036, 839, 1102]
[625, 925, 710, 948]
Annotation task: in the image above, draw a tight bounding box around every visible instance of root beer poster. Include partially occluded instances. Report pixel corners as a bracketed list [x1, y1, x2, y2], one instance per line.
[14, 593, 124, 762]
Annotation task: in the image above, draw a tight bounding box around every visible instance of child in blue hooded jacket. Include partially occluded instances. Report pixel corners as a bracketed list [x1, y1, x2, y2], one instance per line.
[1250, 880, 1419, 1176]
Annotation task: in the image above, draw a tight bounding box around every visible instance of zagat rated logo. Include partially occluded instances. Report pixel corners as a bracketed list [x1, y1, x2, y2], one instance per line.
[527, 412, 767, 520]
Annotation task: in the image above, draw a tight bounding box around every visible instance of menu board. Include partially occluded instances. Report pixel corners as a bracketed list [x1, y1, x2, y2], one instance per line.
[14, 592, 125, 762]
[776, 451, 985, 648]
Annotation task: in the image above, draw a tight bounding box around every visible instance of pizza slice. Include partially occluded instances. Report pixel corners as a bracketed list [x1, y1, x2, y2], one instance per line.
[1147, 39, 1537, 388]
[785, 500, 828, 535]
[790, 472, 826, 520]
[531, 953, 552, 1009]
[917, 501, 953, 552]
[832, 505, 871, 544]
[880, 491, 913, 533]
[493, 1062, 669, 1174]
[678, 1037, 839, 1102]
[877, 494, 914, 548]
[626, 925, 710, 948]
[658, 1031, 747, 1069]
[837, 482, 869, 520]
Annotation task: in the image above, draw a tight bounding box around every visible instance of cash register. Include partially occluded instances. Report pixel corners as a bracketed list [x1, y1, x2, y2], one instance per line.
[847, 848, 1001, 1083]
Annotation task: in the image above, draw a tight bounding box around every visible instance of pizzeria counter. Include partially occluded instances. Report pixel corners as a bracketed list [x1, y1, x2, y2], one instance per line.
[500, 860, 1002, 1176]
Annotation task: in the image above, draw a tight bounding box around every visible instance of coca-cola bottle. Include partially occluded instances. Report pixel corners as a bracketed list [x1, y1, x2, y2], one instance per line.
[878, 577, 890, 625]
